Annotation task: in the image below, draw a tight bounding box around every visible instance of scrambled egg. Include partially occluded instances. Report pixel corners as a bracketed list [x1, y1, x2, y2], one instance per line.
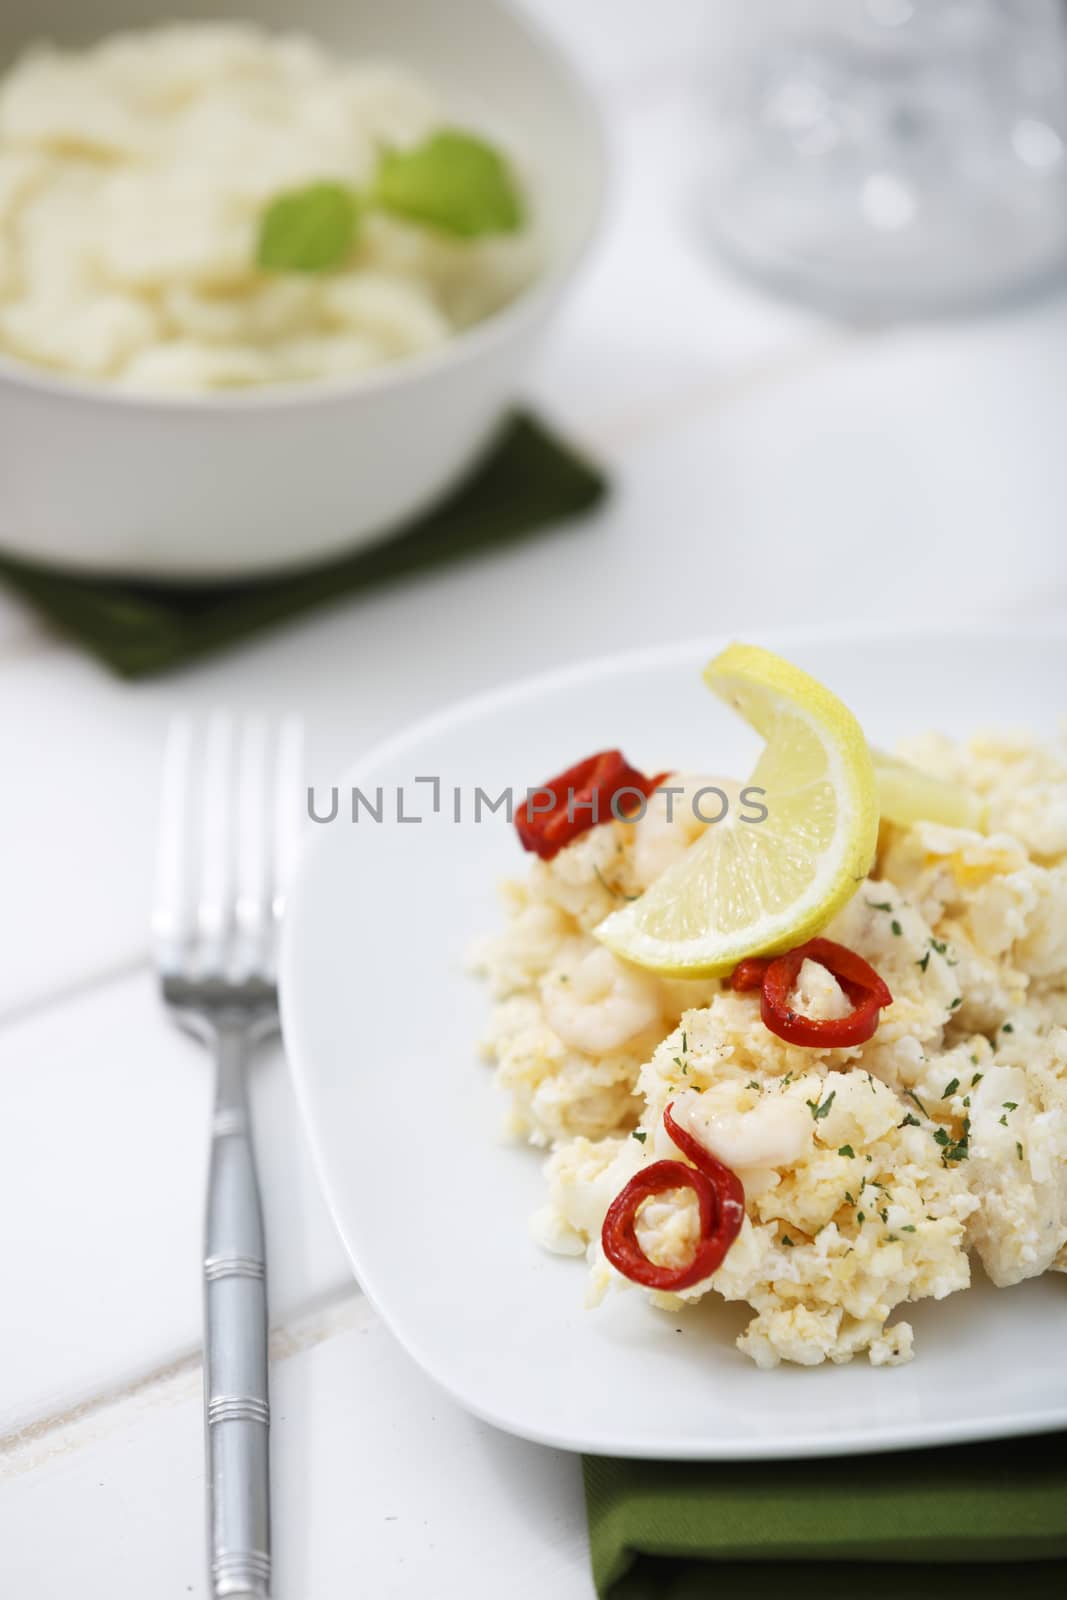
[475, 738, 1067, 1369]
[472, 789, 720, 1145]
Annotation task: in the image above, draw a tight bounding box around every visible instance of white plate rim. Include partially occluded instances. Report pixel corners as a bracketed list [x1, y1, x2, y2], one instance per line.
[281, 617, 1067, 1458]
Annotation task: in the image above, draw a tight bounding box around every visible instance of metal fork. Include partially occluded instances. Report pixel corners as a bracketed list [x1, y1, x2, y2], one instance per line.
[153, 715, 303, 1600]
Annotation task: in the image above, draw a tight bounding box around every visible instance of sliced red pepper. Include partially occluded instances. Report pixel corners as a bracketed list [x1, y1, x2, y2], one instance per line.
[728, 936, 892, 1048]
[601, 1102, 745, 1291]
[728, 957, 770, 993]
[515, 750, 666, 861]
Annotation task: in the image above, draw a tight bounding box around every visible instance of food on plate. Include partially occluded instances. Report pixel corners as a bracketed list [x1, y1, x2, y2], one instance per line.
[471, 643, 1067, 1369]
[0, 23, 536, 390]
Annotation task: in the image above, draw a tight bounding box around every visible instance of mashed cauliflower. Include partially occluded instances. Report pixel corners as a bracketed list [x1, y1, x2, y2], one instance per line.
[472, 736, 1067, 1369]
[0, 23, 537, 390]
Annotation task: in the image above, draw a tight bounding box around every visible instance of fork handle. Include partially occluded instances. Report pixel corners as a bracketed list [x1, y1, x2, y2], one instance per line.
[204, 1026, 271, 1599]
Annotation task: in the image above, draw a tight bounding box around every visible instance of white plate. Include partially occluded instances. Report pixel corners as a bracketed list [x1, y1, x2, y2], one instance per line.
[281, 622, 1067, 1459]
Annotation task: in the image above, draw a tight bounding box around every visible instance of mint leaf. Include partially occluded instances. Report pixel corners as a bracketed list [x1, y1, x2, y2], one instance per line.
[376, 129, 523, 237]
[257, 182, 359, 273]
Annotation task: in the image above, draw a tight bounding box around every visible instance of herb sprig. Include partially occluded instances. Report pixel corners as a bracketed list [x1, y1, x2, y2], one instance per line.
[257, 128, 523, 273]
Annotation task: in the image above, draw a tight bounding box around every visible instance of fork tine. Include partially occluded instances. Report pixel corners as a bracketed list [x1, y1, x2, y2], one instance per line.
[272, 716, 305, 924]
[156, 714, 299, 988]
[197, 712, 236, 962]
[153, 716, 196, 961]
[234, 715, 271, 975]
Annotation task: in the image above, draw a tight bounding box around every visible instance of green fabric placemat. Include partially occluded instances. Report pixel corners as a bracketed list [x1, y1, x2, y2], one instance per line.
[0, 412, 606, 678]
[585, 1433, 1067, 1598]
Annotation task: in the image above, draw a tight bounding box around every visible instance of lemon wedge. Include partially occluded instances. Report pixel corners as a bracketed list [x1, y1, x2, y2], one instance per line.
[872, 748, 987, 831]
[596, 643, 879, 977]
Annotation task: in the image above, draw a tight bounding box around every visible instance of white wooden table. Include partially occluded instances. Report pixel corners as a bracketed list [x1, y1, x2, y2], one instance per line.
[2, 4, 1066, 1594]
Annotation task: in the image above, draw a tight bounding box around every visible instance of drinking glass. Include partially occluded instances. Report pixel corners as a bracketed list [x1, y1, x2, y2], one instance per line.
[704, 0, 1067, 315]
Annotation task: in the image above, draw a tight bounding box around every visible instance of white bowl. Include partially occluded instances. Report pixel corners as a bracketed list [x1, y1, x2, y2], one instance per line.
[0, 0, 605, 580]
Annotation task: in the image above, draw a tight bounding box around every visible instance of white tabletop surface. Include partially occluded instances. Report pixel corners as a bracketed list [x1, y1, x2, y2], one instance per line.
[3, 3, 1067, 1594]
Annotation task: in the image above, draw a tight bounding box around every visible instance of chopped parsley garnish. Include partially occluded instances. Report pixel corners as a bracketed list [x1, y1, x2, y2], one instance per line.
[1016, 1142, 1024, 1161]
[939, 1121, 970, 1165]
[1002, 1101, 1018, 1111]
[933, 1127, 952, 1147]
[747, 1080, 760, 1091]
[632, 1130, 647, 1144]
[781, 1235, 795, 1247]
[593, 865, 638, 901]
[867, 899, 894, 912]
[845, 1191, 856, 1206]
[837, 1144, 855, 1158]
[999, 1114, 1008, 1127]
[1002, 1022, 1014, 1034]
[942, 1077, 960, 1098]
[949, 996, 962, 1009]
[900, 1113, 921, 1128]
[917, 951, 931, 972]
[904, 1089, 929, 1117]
[681, 1031, 688, 1052]
[856, 1212, 866, 1224]
[880, 1208, 889, 1224]
[971, 1071, 983, 1087]
[901, 1224, 917, 1232]
[891, 919, 903, 936]
[807, 1090, 836, 1121]
[930, 939, 948, 955]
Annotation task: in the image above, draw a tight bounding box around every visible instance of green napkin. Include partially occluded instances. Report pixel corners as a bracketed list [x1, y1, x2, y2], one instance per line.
[585, 1432, 1067, 1598]
[0, 412, 606, 678]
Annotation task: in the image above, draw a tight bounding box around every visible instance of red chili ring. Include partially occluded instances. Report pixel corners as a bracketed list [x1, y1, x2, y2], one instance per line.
[731, 936, 892, 1048]
[728, 957, 771, 993]
[601, 1102, 745, 1292]
[663, 1101, 747, 1228]
[515, 751, 667, 861]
